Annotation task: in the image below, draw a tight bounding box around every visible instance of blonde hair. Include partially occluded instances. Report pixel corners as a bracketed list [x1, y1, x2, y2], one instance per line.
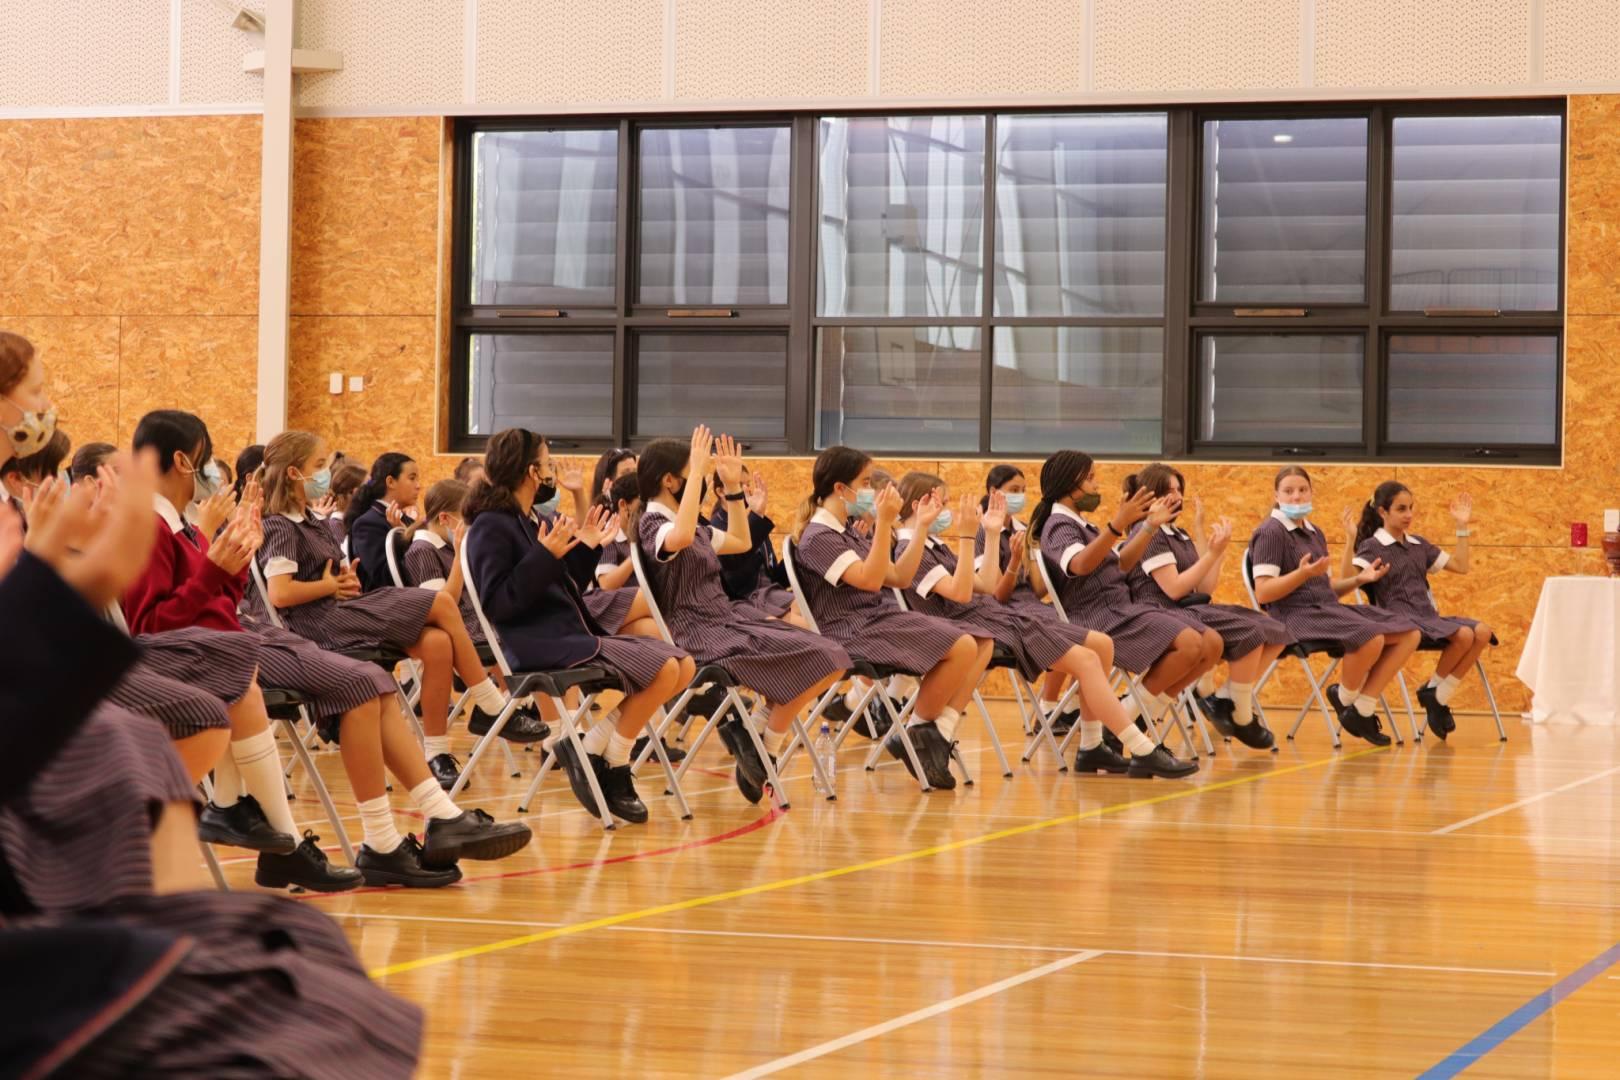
[896, 471, 945, 523]
[260, 431, 322, 517]
[407, 478, 470, 541]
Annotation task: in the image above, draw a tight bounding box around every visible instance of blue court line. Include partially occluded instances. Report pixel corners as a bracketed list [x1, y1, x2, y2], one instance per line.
[1418, 940, 1620, 1078]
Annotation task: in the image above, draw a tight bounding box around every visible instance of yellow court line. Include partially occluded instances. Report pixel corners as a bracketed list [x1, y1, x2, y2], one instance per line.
[370, 747, 1385, 979]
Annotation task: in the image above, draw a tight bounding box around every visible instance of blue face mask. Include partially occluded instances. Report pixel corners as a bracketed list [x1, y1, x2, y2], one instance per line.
[302, 468, 331, 502]
[928, 510, 953, 535]
[535, 492, 561, 515]
[1003, 492, 1027, 515]
[848, 487, 875, 518]
[1279, 502, 1313, 520]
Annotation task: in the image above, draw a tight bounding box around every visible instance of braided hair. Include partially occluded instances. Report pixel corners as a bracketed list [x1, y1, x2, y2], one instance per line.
[1028, 450, 1094, 540]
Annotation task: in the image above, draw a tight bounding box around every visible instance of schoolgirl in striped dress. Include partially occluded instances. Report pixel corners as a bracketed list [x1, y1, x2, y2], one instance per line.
[464, 427, 695, 825]
[1031, 450, 1223, 758]
[123, 411, 532, 888]
[256, 431, 526, 791]
[635, 431, 851, 802]
[1121, 464, 1292, 751]
[1349, 482, 1493, 739]
[896, 472, 1194, 778]
[789, 446, 996, 790]
[1248, 466, 1420, 746]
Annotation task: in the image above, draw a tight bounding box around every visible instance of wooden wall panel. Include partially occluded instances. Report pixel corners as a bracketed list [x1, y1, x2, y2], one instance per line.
[5, 316, 121, 448]
[118, 316, 258, 456]
[288, 315, 438, 467]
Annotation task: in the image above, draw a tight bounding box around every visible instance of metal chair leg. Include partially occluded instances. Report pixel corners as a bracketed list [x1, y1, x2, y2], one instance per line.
[970, 690, 1013, 778]
[1478, 661, 1508, 741]
[278, 712, 355, 862]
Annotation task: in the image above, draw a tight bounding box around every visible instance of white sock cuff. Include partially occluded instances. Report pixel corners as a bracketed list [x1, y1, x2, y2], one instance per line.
[423, 734, 451, 758]
[1353, 694, 1377, 717]
[409, 777, 463, 821]
[605, 730, 635, 767]
[1121, 725, 1156, 756]
[470, 678, 506, 713]
[232, 728, 278, 763]
[1078, 719, 1103, 750]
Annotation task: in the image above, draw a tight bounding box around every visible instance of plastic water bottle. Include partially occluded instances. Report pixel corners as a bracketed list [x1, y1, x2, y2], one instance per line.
[812, 723, 836, 795]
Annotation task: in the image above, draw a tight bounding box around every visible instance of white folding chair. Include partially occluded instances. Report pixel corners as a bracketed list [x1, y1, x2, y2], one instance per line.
[772, 537, 952, 793]
[625, 540, 836, 806]
[886, 584, 1014, 780]
[457, 531, 691, 826]
[1239, 547, 1344, 748]
[1031, 552, 1201, 762]
[1361, 585, 1508, 743]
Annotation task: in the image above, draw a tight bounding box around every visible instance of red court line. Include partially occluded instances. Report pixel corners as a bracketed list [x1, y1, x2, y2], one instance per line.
[295, 805, 786, 901]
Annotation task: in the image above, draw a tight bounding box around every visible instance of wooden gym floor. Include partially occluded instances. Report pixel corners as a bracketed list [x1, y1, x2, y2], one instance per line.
[218, 701, 1620, 1078]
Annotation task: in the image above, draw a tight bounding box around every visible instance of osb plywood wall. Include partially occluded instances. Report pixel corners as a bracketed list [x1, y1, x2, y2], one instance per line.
[6, 100, 1620, 711]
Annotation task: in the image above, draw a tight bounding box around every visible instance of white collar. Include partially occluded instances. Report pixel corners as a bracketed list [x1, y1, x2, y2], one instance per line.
[1050, 502, 1087, 525]
[642, 500, 674, 521]
[811, 507, 846, 533]
[895, 526, 940, 547]
[282, 511, 307, 523]
[412, 530, 447, 549]
[613, 527, 626, 544]
[1270, 508, 1315, 533]
[1374, 528, 1418, 546]
[154, 494, 186, 534]
[1160, 523, 1182, 536]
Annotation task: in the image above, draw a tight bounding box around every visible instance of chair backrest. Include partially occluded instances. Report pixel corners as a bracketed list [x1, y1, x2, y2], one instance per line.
[890, 585, 910, 612]
[1239, 545, 1261, 610]
[1032, 547, 1070, 624]
[778, 537, 822, 635]
[248, 558, 290, 631]
[104, 602, 131, 635]
[457, 532, 516, 679]
[626, 538, 678, 647]
[384, 526, 407, 588]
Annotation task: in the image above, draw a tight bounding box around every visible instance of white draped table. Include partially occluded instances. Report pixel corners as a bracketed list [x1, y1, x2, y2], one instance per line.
[1516, 576, 1620, 723]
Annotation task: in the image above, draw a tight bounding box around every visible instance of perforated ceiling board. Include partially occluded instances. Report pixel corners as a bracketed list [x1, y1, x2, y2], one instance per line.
[0, 0, 169, 108]
[1314, 0, 1533, 89]
[879, 0, 1084, 99]
[475, 0, 664, 106]
[1093, 0, 1300, 92]
[674, 0, 868, 101]
[1543, 0, 1620, 85]
[179, 0, 261, 105]
[293, 0, 463, 109]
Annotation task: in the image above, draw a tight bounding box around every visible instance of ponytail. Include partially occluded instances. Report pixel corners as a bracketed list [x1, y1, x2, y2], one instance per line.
[406, 479, 470, 541]
[1029, 450, 1093, 540]
[465, 428, 542, 523]
[345, 451, 413, 529]
[628, 438, 688, 542]
[792, 445, 871, 541]
[1356, 480, 1409, 550]
[979, 464, 1023, 511]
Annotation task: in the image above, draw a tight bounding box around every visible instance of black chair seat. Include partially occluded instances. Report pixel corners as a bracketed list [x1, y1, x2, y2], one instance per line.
[693, 664, 738, 689]
[987, 643, 1021, 669]
[261, 686, 311, 718]
[338, 645, 409, 668]
[1286, 639, 1346, 659]
[508, 665, 619, 700]
[1177, 592, 1212, 607]
[849, 659, 924, 680]
[1418, 632, 1499, 650]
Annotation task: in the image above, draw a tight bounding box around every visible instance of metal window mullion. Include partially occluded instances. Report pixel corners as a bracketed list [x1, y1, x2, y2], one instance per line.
[1164, 108, 1195, 458]
[614, 119, 633, 447]
[786, 116, 816, 452]
[1365, 105, 1388, 456]
[979, 113, 998, 456]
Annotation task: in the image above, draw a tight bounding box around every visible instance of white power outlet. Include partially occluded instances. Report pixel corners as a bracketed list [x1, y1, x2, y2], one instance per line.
[348, 375, 365, 393]
[328, 372, 343, 395]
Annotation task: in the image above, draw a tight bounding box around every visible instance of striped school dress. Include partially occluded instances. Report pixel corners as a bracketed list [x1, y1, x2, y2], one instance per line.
[109, 625, 265, 739]
[792, 509, 965, 674]
[259, 511, 436, 652]
[1037, 504, 1203, 674]
[898, 528, 1094, 682]
[1249, 511, 1416, 648]
[1127, 523, 1293, 659]
[106, 658, 234, 740]
[582, 529, 638, 633]
[637, 503, 849, 704]
[0, 703, 196, 914]
[10, 890, 422, 1077]
[973, 518, 1057, 619]
[709, 505, 795, 618]
[1353, 529, 1478, 641]
[402, 530, 487, 646]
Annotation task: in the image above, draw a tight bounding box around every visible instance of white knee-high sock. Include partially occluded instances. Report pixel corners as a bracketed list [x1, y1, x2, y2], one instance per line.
[232, 730, 298, 838]
[1078, 720, 1103, 751]
[934, 707, 962, 742]
[1436, 675, 1462, 705]
[358, 796, 403, 854]
[581, 718, 614, 757]
[408, 777, 462, 821]
[423, 734, 450, 759]
[1229, 683, 1255, 726]
[1121, 725, 1157, 756]
[467, 678, 505, 715]
[211, 753, 242, 807]
[605, 731, 634, 767]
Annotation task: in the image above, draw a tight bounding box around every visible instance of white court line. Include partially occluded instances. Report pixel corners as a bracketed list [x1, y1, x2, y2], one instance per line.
[326, 913, 1553, 977]
[1430, 764, 1620, 835]
[718, 950, 1103, 1079]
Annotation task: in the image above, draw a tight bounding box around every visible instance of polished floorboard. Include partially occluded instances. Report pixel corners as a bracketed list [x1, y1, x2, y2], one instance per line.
[219, 703, 1620, 1078]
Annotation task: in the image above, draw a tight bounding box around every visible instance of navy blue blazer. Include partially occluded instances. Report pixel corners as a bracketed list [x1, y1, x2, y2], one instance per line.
[466, 505, 609, 671]
[350, 502, 412, 592]
[709, 506, 786, 600]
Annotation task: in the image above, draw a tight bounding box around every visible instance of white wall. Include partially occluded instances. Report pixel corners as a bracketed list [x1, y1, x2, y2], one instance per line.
[2, 0, 1618, 118]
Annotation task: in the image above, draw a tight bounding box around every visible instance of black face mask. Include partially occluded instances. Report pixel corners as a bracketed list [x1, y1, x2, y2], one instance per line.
[1075, 491, 1102, 513]
[674, 477, 708, 505]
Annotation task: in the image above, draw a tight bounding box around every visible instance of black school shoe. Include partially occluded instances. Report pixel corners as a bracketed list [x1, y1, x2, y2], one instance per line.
[884, 722, 955, 789]
[254, 831, 363, 893]
[1416, 684, 1455, 740]
[198, 795, 297, 855]
[598, 761, 649, 824]
[428, 752, 463, 792]
[721, 719, 770, 804]
[421, 809, 533, 867]
[551, 738, 600, 815]
[1230, 717, 1277, 751]
[467, 704, 549, 744]
[1073, 741, 1130, 775]
[1336, 699, 1391, 747]
[632, 734, 688, 764]
[1198, 694, 1238, 738]
[1127, 746, 1199, 779]
[356, 835, 462, 888]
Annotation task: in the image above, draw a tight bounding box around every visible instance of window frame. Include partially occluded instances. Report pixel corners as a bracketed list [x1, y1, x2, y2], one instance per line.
[450, 98, 1566, 465]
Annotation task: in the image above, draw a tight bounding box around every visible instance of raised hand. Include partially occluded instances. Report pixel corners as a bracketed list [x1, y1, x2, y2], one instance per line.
[1146, 493, 1181, 528]
[1111, 488, 1154, 533]
[25, 451, 161, 609]
[577, 505, 619, 548]
[981, 490, 1008, 534]
[713, 433, 744, 493]
[559, 459, 585, 494]
[1450, 493, 1473, 527]
[206, 519, 255, 576]
[384, 501, 407, 529]
[538, 513, 580, 559]
[1192, 494, 1206, 534]
[1008, 529, 1028, 570]
[1356, 557, 1390, 585]
[873, 483, 902, 526]
[1298, 553, 1331, 579]
[311, 493, 338, 518]
[1341, 506, 1357, 539]
[195, 487, 237, 539]
[687, 425, 715, 486]
[1208, 519, 1233, 553]
[851, 517, 873, 539]
[239, 473, 263, 513]
[451, 521, 467, 551]
[956, 492, 980, 540]
[745, 472, 768, 516]
[913, 488, 945, 530]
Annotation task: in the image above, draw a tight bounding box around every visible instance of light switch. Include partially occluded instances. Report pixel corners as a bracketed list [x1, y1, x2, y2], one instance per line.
[348, 375, 365, 393]
[328, 372, 343, 395]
